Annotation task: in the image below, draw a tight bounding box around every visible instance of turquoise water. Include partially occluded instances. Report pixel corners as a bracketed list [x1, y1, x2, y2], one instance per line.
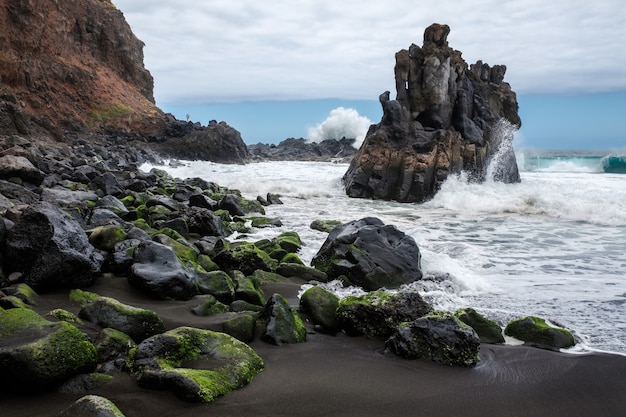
[520, 150, 626, 173]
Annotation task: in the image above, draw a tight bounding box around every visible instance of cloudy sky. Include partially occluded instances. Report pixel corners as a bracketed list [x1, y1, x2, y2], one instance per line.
[114, 0, 626, 149]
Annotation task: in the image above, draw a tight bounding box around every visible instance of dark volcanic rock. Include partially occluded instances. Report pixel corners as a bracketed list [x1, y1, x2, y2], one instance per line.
[311, 217, 422, 291]
[2, 202, 103, 291]
[343, 23, 521, 203]
[248, 137, 357, 161]
[386, 312, 481, 366]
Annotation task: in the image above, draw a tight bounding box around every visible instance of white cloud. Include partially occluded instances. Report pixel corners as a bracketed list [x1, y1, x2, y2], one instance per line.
[113, 0, 626, 104]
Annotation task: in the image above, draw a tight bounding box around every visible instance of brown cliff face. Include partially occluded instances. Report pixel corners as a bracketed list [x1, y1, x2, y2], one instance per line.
[0, 0, 164, 134]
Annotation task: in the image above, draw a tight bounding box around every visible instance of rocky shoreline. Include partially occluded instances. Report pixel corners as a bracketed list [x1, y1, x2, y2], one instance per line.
[0, 131, 607, 416]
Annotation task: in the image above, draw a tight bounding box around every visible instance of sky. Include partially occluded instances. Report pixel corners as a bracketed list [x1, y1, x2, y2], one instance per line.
[113, 0, 626, 150]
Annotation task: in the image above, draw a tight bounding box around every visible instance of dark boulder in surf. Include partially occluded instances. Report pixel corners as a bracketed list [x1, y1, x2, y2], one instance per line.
[343, 23, 521, 203]
[311, 217, 422, 291]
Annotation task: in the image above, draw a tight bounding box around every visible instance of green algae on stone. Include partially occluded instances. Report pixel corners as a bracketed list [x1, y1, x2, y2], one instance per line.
[504, 316, 575, 349]
[299, 285, 340, 333]
[195, 270, 235, 300]
[69, 288, 101, 308]
[234, 275, 266, 306]
[455, 307, 505, 344]
[310, 219, 342, 233]
[94, 327, 137, 363]
[260, 293, 307, 345]
[192, 295, 230, 316]
[79, 296, 165, 343]
[0, 307, 98, 390]
[48, 308, 82, 324]
[222, 314, 257, 343]
[128, 326, 264, 403]
[88, 224, 127, 252]
[58, 394, 127, 417]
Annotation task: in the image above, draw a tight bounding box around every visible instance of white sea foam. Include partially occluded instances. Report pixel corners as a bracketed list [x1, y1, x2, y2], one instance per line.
[141, 157, 626, 354]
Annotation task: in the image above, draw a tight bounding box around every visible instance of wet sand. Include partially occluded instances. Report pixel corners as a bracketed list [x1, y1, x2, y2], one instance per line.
[3, 275, 626, 417]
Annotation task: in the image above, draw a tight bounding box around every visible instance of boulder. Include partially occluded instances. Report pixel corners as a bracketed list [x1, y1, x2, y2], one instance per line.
[79, 296, 165, 343]
[310, 219, 342, 233]
[336, 290, 432, 337]
[191, 295, 229, 316]
[386, 312, 480, 366]
[213, 240, 277, 276]
[455, 307, 504, 344]
[128, 240, 198, 300]
[259, 293, 307, 345]
[93, 327, 137, 363]
[0, 154, 45, 185]
[311, 217, 422, 291]
[2, 202, 103, 291]
[0, 307, 97, 391]
[222, 314, 257, 343]
[343, 24, 521, 203]
[195, 270, 236, 301]
[57, 395, 126, 417]
[128, 326, 264, 403]
[299, 285, 340, 333]
[504, 316, 575, 350]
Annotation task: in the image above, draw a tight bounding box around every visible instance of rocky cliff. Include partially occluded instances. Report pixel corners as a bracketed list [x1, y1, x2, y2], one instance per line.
[343, 24, 521, 203]
[0, 0, 247, 163]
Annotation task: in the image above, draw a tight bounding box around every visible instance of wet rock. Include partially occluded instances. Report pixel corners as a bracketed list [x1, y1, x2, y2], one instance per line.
[128, 326, 264, 403]
[79, 296, 165, 343]
[299, 285, 340, 333]
[336, 290, 432, 337]
[2, 202, 103, 291]
[311, 217, 422, 291]
[57, 395, 126, 417]
[128, 240, 198, 300]
[259, 293, 307, 345]
[455, 307, 504, 344]
[386, 311, 480, 366]
[504, 316, 575, 350]
[0, 307, 97, 391]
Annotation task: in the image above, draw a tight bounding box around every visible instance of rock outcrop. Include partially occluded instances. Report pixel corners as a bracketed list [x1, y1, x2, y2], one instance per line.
[0, 0, 248, 164]
[248, 137, 357, 162]
[343, 23, 521, 203]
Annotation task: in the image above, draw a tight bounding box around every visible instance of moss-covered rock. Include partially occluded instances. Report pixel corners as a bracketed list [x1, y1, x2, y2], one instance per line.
[79, 296, 165, 343]
[222, 314, 257, 343]
[214, 241, 277, 275]
[336, 290, 433, 337]
[0, 307, 98, 391]
[192, 295, 230, 316]
[310, 219, 342, 233]
[275, 262, 328, 281]
[48, 308, 82, 324]
[455, 307, 504, 344]
[58, 395, 126, 417]
[299, 286, 340, 333]
[2, 283, 39, 306]
[128, 326, 264, 403]
[69, 288, 100, 308]
[259, 293, 307, 345]
[57, 373, 114, 394]
[195, 270, 236, 301]
[151, 232, 198, 264]
[94, 327, 137, 363]
[197, 254, 220, 272]
[249, 216, 283, 228]
[234, 275, 266, 306]
[504, 316, 575, 349]
[229, 300, 264, 313]
[88, 224, 127, 252]
[386, 311, 481, 367]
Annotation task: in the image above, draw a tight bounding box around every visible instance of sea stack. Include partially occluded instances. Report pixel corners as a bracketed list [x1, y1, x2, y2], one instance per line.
[343, 23, 521, 203]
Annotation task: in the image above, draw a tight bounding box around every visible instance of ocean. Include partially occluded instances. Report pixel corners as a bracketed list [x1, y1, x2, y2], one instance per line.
[143, 150, 626, 355]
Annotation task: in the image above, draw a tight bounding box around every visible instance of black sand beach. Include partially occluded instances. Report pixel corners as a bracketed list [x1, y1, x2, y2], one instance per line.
[3, 275, 626, 417]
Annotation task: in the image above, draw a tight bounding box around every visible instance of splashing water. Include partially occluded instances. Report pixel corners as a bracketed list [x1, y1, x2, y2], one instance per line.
[486, 119, 519, 182]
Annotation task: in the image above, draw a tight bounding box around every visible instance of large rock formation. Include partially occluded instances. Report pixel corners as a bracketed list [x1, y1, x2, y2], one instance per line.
[343, 24, 521, 202]
[0, 0, 248, 163]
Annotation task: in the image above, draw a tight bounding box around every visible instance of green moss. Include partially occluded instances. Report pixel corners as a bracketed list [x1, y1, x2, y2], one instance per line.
[0, 306, 48, 337]
[8, 283, 39, 306]
[310, 219, 341, 233]
[48, 309, 82, 324]
[0, 295, 32, 309]
[120, 195, 136, 207]
[89, 224, 127, 252]
[197, 254, 220, 272]
[129, 327, 264, 403]
[152, 233, 197, 264]
[504, 316, 575, 349]
[249, 216, 283, 228]
[192, 295, 230, 316]
[69, 289, 101, 308]
[280, 253, 304, 265]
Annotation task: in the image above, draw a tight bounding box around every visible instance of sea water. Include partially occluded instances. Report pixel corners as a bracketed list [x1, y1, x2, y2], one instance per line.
[143, 150, 626, 354]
